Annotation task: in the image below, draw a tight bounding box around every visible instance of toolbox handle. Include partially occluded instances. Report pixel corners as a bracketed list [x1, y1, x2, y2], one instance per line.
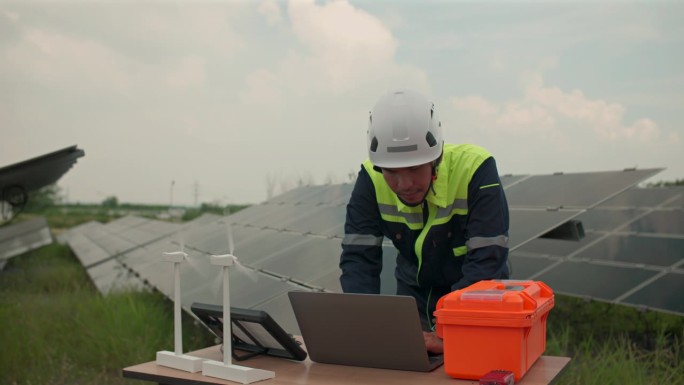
[519, 291, 538, 310]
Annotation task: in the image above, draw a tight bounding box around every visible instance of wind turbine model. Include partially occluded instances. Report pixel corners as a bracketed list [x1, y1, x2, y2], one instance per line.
[202, 220, 275, 383]
[156, 235, 204, 372]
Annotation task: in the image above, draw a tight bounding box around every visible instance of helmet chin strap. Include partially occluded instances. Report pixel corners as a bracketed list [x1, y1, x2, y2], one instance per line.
[428, 155, 441, 197]
[428, 167, 437, 197]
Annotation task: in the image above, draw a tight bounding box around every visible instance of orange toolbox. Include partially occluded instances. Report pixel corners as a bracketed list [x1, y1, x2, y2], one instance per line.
[434, 280, 554, 381]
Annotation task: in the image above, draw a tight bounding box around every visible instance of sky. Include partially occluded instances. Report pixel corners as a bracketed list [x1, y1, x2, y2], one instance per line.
[1, 0, 682, 206]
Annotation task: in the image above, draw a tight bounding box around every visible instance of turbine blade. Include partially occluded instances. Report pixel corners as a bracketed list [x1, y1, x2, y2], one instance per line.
[226, 221, 235, 255]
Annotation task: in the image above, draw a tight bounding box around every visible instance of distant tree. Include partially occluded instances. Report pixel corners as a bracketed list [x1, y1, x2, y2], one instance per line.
[181, 202, 249, 221]
[101, 196, 119, 208]
[646, 179, 684, 187]
[23, 185, 62, 213]
[199, 202, 222, 214]
[266, 172, 277, 200]
[296, 171, 314, 187]
[324, 172, 338, 185]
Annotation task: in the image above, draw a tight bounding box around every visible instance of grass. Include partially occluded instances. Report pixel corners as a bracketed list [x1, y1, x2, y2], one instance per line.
[0, 244, 214, 385]
[546, 326, 684, 384]
[1, 243, 682, 384]
[546, 297, 684, 385]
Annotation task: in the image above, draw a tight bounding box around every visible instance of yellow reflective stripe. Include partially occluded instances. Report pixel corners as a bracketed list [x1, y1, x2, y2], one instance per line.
[452, 246, 467, 257]
[379, 213, 424, 230]
[480, 183, 500, 189]
[414, 203, 435, 284]
[378, 203, 423, 224]
[432, 201, 467, 225]
[377, 203, 423, 230]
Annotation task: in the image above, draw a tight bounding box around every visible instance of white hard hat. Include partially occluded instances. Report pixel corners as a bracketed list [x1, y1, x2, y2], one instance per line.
[367, 89, 443, 168]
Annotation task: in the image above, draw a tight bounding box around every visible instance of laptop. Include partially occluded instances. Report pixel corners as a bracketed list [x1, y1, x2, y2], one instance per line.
[287, 291, 444, 372]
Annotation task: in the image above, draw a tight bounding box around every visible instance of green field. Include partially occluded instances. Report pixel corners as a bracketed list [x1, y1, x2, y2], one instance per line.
[2, 242, 682, 385]
[1, 197, 682, 384]
[0, 244, 215, 385]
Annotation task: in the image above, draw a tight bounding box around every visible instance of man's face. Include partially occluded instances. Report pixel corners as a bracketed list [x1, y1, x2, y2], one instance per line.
[381, 162, 433, 205]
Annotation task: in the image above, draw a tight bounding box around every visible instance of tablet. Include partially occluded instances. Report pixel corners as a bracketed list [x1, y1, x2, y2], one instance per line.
[190, 302, 307, 361]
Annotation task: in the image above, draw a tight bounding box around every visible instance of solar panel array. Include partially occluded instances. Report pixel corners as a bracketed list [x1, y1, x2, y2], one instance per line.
[58, 167, 683, 335]
[1, 145, 85, 222]
[512, 185, 684, 315]
[0, 145, 85, 193]
[0, 216, 53, 270]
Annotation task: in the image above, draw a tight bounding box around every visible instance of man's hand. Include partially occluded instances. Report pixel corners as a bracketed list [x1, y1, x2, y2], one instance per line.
[423, 331, 443, 354]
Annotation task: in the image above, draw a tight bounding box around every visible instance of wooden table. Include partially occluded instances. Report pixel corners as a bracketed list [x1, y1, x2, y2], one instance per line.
[123, 344, 570, 385]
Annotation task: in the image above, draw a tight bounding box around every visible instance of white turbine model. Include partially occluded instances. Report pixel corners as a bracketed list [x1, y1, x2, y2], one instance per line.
[202, 220, 275, 383]
[156, 234, 204, 372]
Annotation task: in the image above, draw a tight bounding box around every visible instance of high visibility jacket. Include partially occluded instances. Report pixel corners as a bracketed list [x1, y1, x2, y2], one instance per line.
[339, 144, 510, 305]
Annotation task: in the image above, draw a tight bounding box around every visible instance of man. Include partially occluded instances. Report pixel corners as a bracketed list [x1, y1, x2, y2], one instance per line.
[339, 89, 510, 353]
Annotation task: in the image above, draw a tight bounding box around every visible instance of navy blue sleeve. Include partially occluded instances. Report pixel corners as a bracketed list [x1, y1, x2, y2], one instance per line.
[452, 156, 510, 291]
[339, 166, 384, 294]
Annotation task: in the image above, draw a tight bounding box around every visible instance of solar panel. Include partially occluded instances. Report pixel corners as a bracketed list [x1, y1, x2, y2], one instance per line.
[0, 146, 85, 221]
[250, 237, 341, 284]
[0, 216, 53, 267]
[508, 208, 584, 250]
[574, 234, 683, 267]
[531, 260, 659, 301]
[66, 227, 111, 266]
[620, 272, 684, 315]
[58, 167, 684, 335]
[627, 211, 684, 235]
[264, 206, 346, 237]
[499, 174, 531, 188]
[664, 195, 684, 208]
[0, 145, 85, 192]
[86, 259, 145, 294]
[598, 186, 684, 208]
[507, 254, 563, 281]
[265, 185, 317, 204]
[192, 225, 261, 256]
[574, 208, 648, 231]
[508, 179, 683, 315]
[295, 183, 354, 206]
[224, 229, 304, 266]
[504, 169, 662, 208]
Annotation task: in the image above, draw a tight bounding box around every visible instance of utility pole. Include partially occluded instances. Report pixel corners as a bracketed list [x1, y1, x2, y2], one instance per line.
[193, 181, 199, 207]
[170, 180, 175, 208]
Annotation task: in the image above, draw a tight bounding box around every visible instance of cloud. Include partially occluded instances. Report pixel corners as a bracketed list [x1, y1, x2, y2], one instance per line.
[4, 28, 132, 91]
[496, 103, 557, 137]
[450, 95, 497, 116]
[3, 1, 679, 205]
[524, 74, 663, 142]
[258, 0, 283, 26]
[240, 0, 430, 109]
[449, 72, 671, 144]
[265, 0, 402, 93]
[239, 68, 283, 104]
[166, 55, 207, 88]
